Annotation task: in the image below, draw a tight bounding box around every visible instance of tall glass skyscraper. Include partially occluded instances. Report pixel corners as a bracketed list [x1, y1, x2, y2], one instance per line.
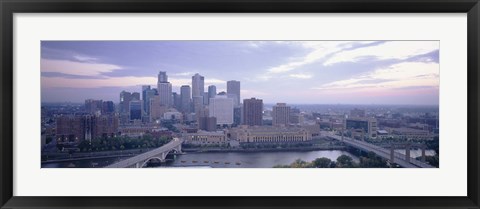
[157, 71, 172, 107]
[180, 85, 191, 113]
[227, 80, 240, 106]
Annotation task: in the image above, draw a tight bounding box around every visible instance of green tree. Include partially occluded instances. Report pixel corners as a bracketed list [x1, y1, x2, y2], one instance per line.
[312, 157, 332, 168]
[290, 159, 313, 168]
[336, 155, 355, 168]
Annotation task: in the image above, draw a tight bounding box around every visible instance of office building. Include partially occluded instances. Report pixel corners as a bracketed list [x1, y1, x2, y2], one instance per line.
[120, 91, 133, 114]
[157, 71, 172, 107]
[142, 86, 157, 115]
[56, 114, 119, 142]
[101, 101, 115, 114]
[129, 99, 142, 121]
[150, 95, 167, 122]
[158, 71, 168, 83]
[243, 98, 263, 126]
[180, 85, 192, 113]
[209, 95, 234, 125]
[272, 103, 291, 126]
[193, 96, 204, 116]
[208, 85, 216, 101]
[198, 116, 217, 131]
[192, 73, 204, 99]
[227, 80, 240, 106]
[172, 92, 181, 110]
[85, 99, 103, 115]
[345, 117, 378, 139]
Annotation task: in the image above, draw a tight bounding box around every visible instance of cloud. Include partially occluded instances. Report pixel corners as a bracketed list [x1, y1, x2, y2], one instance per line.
[42, 76, 156, 89]
[41, 59, 123, 76]
[289, 73, 313, 79]
[323, 41, 439, 66]
[169, 77, 225, 87]
[172, 72, 195, 76]
[72, 55, 98, 62]
[256, 41, 378, 81]
[313, 62, 439, 91]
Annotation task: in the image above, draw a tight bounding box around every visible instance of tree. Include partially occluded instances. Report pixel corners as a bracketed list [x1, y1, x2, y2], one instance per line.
[290, 159, 313, 168]
[336, 155, 355, 168]
[312, 157, 332, 168]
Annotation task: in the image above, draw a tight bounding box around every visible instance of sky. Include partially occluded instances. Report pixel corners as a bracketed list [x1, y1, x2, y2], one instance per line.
[41, 41, 440, 105]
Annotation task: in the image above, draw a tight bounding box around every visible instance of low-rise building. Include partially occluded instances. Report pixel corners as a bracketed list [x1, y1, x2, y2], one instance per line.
[183, 130, 227, 145]
[345, 117, 378, 139]
[386, 127, 434, 140]
[230, 125, 311, 143]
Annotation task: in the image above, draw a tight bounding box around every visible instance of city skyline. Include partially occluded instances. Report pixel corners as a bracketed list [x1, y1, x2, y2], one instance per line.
[41, 41, 440, 105]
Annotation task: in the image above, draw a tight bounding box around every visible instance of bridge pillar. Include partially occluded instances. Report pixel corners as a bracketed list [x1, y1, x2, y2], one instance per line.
[390, 146, 395, 164]
[405, 144, 411, 163]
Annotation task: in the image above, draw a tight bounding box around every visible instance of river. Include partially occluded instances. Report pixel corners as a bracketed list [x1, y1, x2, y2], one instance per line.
[42, 150, 358, 168]
[41, 149, 437, 168]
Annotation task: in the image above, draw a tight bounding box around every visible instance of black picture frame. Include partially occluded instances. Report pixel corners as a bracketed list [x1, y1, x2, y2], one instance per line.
[1, 0, 479, 208]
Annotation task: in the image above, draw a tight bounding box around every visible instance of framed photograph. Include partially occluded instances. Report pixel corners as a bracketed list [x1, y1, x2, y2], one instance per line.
[1, 0, 479, 208]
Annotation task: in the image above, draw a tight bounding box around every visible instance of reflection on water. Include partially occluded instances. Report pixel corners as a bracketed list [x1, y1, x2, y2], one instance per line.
[42, 150, 358, 168]
[164, 150, 359, 168]
[42, 149, 437, 168]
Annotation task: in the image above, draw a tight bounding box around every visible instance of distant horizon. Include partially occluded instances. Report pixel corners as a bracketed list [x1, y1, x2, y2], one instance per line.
[41, 101, 439, 107]
[41, 41, 440, 105]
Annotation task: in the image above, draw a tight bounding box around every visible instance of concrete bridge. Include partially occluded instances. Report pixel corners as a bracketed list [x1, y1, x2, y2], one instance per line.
[322, 131, 434, 168]
[105, 138, 183, 168]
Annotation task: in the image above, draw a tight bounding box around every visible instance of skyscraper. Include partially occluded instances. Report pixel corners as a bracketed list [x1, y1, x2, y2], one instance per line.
[180, 85, 192, 113]
[192, 73, 204, 99]
[119, 91, 132, 114]
[158, 71, 168, 83]
[172, 92, 181, 110]
[129, 99, 142, 121]
[157, 71, 172, 107]
[208, 85, 217, 100]
[150, 95, 167, 122]
[131, 92, 140, 100]
[227, 80, 240, 106]
[193, 96, 205, 118]
[209, 95, 234, 125]
[101, 101, 115, 114]
[142, 85, 157, 116]
[272, 103, 290, 126]
[243, 98, 263, 126]
[85, 99, 103, 115]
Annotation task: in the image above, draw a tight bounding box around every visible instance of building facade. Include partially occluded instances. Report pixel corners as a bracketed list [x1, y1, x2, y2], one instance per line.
[129, 99, 143, 121]
[198, 116, 217, 131]
[56, 114, 119, 142]
[180, 85, 192, 113]
[272, 103, 291, 126]
[208, 95, 234, 125]
[157, 71, 172, 108]
[345, 117, 378, 139]
[230, 126, 311, 143]
[226, 80, 240, 106]
[183, 131, 227, 145]
[192, 73, 204, 99]
[243, 98, 263, 126]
